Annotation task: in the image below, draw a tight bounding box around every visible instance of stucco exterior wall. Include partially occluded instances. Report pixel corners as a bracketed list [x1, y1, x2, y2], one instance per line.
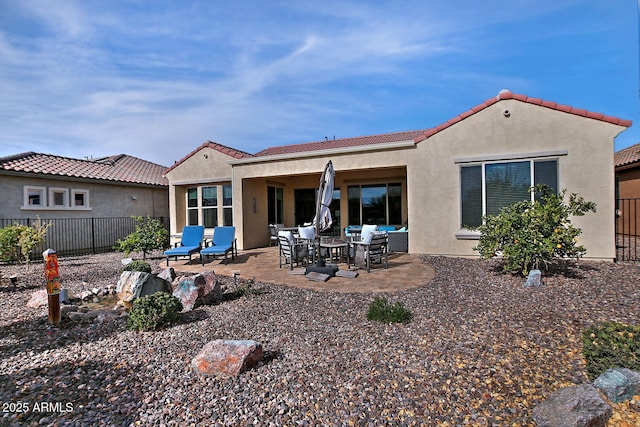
[0, 174, 168, 220]
[164, 145, 235, 240]
[407, 100, 623, 259]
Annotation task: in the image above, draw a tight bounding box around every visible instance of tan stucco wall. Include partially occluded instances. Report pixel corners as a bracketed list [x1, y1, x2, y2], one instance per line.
[164, 145, 235, 240]
[0, 174, 168, 220]
[406, 100, 623, 259]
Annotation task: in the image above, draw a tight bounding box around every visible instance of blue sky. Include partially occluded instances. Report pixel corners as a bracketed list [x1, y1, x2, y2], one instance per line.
[0, 1, 638, 167]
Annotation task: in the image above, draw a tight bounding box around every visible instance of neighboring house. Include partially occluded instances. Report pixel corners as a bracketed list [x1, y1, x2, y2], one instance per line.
[165, 90, 631, 261]
[0, 152, 169, 220]
[615, 142, 640, 199]
[614, 142, 640, 239]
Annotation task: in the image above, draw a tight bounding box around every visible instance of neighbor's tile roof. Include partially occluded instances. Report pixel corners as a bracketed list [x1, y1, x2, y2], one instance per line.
[0, 152, 168, 186]
[615, 142, 640, 168]
[414, 90, 633, 143]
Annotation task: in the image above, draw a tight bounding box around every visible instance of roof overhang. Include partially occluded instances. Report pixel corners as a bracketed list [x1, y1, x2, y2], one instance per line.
[228, 140, 416, 166]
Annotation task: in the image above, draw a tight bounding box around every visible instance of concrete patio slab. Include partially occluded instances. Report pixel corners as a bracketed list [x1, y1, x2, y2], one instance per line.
[165, 246, 434, 293]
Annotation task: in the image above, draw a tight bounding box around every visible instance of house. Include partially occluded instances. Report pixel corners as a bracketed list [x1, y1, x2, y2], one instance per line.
[0, 152, 169, 220]
[165, 90, 631, 261]
[614, 142, 640, 244]
[0, 152, 170, 255]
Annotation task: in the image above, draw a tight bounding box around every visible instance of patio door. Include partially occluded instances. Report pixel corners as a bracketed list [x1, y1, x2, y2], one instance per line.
[268, 186, 284, 225]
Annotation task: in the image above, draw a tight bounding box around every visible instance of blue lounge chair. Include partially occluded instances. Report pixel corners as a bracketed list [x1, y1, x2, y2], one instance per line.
[201, 226, 236, 265]
[164, 225, 204, 266]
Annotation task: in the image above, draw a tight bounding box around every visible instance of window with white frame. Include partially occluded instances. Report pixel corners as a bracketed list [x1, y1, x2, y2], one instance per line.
[49, 187, 69, 208]
[460, 159, 558, 228]
[71, 189, 90, 208]
[222, 184, 233, 226]
[22, 186, 91, 210]
[24, 186, 46, 207]
[185, 184, 233, 228]
[202, 186, 218, 228]
[187, 188, 199, 225]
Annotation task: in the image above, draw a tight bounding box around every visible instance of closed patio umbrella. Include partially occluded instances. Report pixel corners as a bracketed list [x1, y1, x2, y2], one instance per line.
[311, 161, 335, 269]
[313, 160, 335, 234]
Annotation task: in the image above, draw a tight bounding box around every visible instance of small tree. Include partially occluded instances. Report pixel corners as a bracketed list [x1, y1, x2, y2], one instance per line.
[115, 216, 169, 259]
[474, 185, 596, 275]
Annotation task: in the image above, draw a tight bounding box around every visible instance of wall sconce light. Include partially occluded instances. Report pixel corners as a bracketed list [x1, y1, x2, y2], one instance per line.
[252, 197, 257, 213]
[131, 195, 137, 200]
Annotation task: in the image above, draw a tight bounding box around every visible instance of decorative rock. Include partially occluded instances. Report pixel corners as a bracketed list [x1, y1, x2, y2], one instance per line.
[192, 339, 263, 377]
[172, 279, 199, 312]
[60, 304, 79, 319]
[91, 287, 100, 295]
[26, 289, 48, 308]
[525, 269, 543, 287]
[594, 368, 640, 403]
[116, 271, 172, 308]
[116, 271, 150, 307]
[193, 271, 223, 304]
[158, 267, 176, 284]
[79, 290, 94, 301]
[121, 258, 133, 266]
[68, 312, 94, 321]
[138, 275, 172, 299]
[532, 384, 612, 427]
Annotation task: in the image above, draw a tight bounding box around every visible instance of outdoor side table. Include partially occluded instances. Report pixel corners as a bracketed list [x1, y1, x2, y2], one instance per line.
[319, 238, 350, 268]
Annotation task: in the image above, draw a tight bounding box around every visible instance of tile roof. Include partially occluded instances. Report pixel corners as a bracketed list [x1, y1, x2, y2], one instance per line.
[0, 152, 168, 186]
[414, 90, 633, 143]
[164, 141, 253, 174]
[615, 142, 640, 169]
[168, 90, 632, 167]
[254, 129, 428, 157]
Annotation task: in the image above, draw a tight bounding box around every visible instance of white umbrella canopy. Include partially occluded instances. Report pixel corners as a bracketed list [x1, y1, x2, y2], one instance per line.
[313, 161, 335, 234]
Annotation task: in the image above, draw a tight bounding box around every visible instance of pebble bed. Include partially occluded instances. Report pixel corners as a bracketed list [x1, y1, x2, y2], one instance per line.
[0, 252, 639, 426]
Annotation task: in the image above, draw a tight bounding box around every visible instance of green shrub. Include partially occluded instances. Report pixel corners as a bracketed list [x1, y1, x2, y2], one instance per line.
[127, 292, 183, 331]
[115, 216, 169, 259]
[122, 260, 152, 273]
[582, 322, 640, 381]
[0, 218, 50, 263]
[367, 297, 412, 324]
[474, 185, 596, 276]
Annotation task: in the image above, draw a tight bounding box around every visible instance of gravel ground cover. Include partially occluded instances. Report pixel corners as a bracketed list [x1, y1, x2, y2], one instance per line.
[0, 252, 639, 426]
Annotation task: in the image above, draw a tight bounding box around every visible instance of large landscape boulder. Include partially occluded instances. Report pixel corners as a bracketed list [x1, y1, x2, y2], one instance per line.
[116, 271, 172, 308]
[171, 272, 222, 312]
[172, 279, 199, 312]
[26, 289, 48, 308]
[594, 367, 640, 403]
[193, 271, 223, 304]
[532, 384, 612, 427]
[192, 339, 263, 377]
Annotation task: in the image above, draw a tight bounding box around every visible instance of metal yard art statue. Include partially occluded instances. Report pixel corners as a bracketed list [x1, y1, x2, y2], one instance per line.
[43, 248, 61, 324]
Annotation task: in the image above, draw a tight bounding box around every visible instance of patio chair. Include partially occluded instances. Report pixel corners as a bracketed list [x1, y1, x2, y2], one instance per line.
[268, 224, 280, 246]
[352, 232, 388, 272]
[164, 225, 204, 266]
[278, 231, 310, 270]
[201, 226, 236, 265]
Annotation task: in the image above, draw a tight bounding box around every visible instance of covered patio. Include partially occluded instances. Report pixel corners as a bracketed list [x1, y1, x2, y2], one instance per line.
[164, 246, 434, 293]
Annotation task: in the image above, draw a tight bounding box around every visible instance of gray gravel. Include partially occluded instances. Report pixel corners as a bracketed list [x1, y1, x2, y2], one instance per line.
[1, 252, 639, 426]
